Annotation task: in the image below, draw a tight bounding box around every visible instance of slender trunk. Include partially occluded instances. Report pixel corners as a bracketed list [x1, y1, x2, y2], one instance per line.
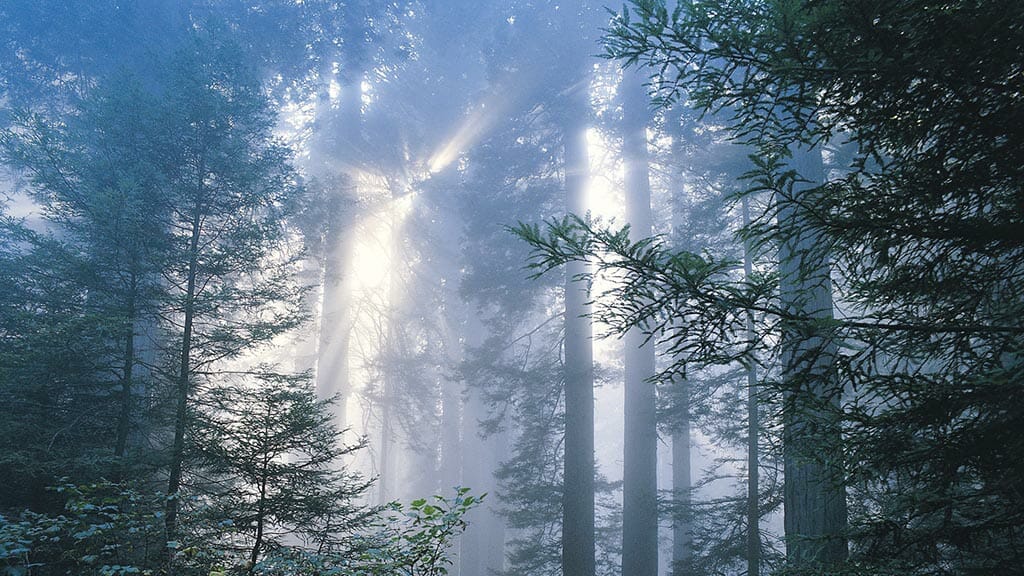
[249, 488, 265, 574]
[621, 67, 658, 576]
[562, 86, 595, 576]
[668, 103, 693, 576]
[249, 408, 272, 574]
[435, 190, 464, 497]
[459, 312, 506, 576]
[378, 359, 395, 506]
[432, 258, 463, 569]
[165, 207, 202, 560]
[114, 277, 138, 472]
[778, 144, 847, 569]
[670, 380, 692, 576]
[743, 196, 760, 576]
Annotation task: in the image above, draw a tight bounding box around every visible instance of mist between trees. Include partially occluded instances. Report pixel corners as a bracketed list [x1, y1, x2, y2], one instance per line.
[0, 1, 1020, 575]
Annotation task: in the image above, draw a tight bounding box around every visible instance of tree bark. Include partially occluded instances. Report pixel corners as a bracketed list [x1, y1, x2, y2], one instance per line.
[743, 196, 760, 576]
[114, 277, 137, 471]
[621, 66, 658, 576]
[778, 144, 847, 569]
[561, 85, 596, 576]
[667, 103, 693, 576]
[165, 206, 202, 564]
[670, 380, 692, 576]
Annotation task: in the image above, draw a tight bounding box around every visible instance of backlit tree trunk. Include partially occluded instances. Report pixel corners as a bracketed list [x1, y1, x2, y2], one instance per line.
[561, 83, 596, 576]
[621, 66, 658, 576]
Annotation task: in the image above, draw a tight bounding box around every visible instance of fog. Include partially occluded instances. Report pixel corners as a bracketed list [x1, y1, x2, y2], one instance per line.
[1, 2, 1019, 576]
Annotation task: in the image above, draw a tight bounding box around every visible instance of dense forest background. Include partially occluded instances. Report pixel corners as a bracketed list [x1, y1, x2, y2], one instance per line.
[0, 1, 1021, 575]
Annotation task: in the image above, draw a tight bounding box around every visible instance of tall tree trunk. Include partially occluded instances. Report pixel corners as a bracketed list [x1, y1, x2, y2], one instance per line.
[667, 104, 693, 576]
[165, 207, 202, 563]
[433, 175, 464, 497]
[670, 379, 692, 576]
[379, 174, 409, 506]
[439, 340, 461, 499]
[561, 85, 596, 576]
[743, 196, 760, 576]
[459, 311, 506, 576]
[621, 67, 658, 576]
[778, 144, 847, 569]
[114, 276, 138, 473]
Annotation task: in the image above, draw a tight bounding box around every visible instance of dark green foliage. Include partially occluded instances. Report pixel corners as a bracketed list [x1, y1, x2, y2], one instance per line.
[540, 0, 1024, 573]
[189, 375, 375, 568]
[513, 215, 769, 372]
[0, 483, 481, 576]
[0, 482, 165, 575]
[0, 219, 144, 511]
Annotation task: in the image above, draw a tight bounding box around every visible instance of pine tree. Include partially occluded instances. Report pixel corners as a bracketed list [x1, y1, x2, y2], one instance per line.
[145, 36, 306, 561]
[190, 374, 373, 571]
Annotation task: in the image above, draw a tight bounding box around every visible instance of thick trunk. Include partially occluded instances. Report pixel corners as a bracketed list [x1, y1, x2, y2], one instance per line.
[561, 87, 596, 576]
[621, 67, 658, 576]
[779, 145, 847, 569]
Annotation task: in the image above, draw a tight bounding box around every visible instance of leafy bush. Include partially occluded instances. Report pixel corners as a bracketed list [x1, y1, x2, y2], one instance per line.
[1, 484, 482, 576]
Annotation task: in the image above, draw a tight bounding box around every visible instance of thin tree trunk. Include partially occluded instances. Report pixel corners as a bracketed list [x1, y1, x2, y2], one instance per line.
[668, 103, 693, 576]
[434, 185, 464, 497]
[743, 196, 760, 576]
[165, 208, 202, 563]
[249, 405, 273, 574]
[379, 175, 407, 506]
[621, 66, 658, 576]
[114, 278, 137, 472]
[670, 380, 692, 576]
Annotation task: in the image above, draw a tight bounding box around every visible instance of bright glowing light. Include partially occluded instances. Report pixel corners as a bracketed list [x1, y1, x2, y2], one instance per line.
[328, 77, 341, 101]
[428, 96, 508, 173]
[360, 79, 374, 108]
[584, 127, 624, 222]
